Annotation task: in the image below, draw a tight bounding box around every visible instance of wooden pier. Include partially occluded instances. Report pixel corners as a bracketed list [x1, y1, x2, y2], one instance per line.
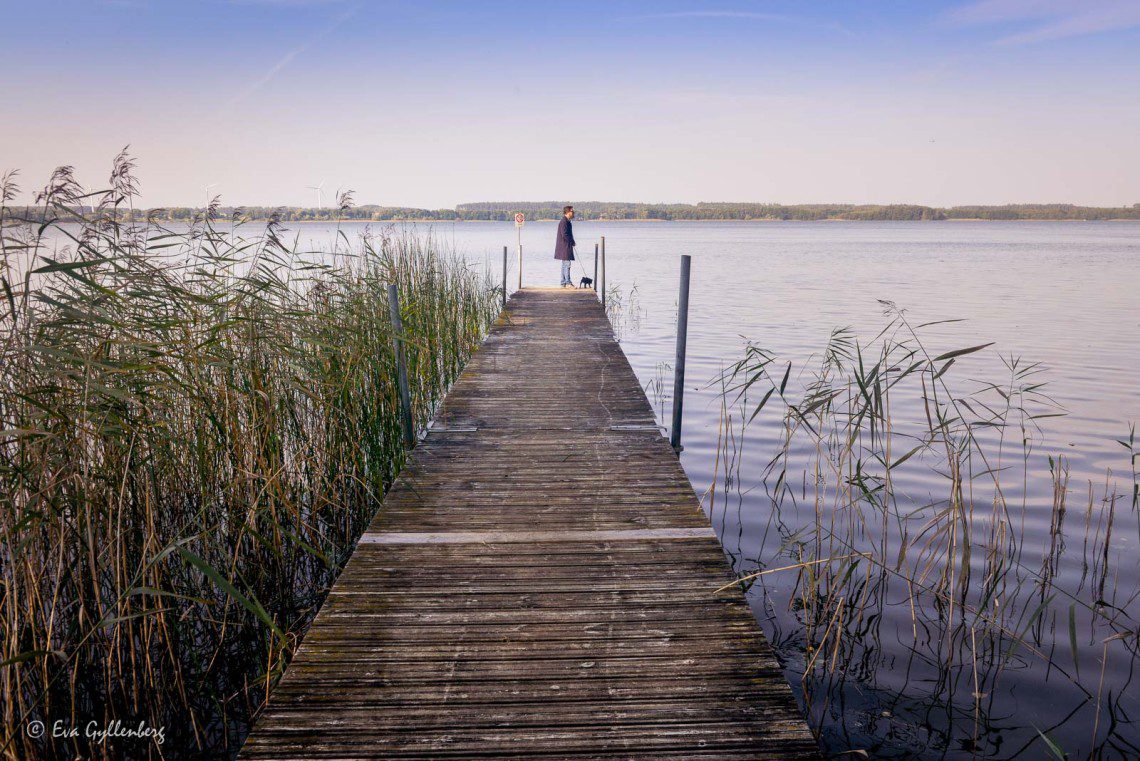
[241, 288, 818, 759]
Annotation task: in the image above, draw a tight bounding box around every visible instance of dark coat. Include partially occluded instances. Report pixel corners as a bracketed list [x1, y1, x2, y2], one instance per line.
[554, 216, 576, 261]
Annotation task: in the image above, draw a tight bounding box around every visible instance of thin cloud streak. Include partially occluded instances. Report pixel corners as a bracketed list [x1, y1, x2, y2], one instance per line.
[227, 4, 359, 106]
[948, 0, 1140, 44]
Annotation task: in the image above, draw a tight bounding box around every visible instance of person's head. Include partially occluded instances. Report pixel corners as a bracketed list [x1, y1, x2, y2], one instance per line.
[563, 205, 574, 219]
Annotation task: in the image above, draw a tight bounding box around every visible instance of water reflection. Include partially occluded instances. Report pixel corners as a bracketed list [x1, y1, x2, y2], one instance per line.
[685, 304, 1138, 758]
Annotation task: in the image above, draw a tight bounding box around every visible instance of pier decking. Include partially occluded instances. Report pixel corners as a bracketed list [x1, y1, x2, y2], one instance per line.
[241, 288, 818, 758]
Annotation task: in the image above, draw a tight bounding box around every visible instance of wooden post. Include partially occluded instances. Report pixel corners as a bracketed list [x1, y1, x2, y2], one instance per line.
[600, 236, 606, 305]
[502, 245, 508, 309]
[669, 255, 691, 454]
[593, 243, 599, 292]
[387, 284, 415, 449]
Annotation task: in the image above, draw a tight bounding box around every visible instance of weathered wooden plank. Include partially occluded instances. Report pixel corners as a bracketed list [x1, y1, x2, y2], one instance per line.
[359, 528, 715, 544]
[241, 288, 817, 759]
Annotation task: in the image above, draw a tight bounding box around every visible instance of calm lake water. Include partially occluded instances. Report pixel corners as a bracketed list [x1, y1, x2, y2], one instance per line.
[38, 218, 1139, 757]
[279, 219, 1140, 759]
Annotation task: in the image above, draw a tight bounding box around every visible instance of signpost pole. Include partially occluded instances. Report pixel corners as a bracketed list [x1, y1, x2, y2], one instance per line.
[515, 213, 524, 290]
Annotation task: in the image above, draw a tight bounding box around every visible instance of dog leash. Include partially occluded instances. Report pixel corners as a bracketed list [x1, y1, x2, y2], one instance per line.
[573, 247, 591, 278]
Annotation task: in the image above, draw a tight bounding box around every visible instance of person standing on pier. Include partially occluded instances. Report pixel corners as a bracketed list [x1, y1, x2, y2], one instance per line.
[555, 205, 576, 288]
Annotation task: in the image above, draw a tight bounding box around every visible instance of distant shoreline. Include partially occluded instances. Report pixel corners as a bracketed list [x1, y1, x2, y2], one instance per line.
[265, 217, 1140, 224]
[8, 202, 1139, 224]
[23, 217, 1140, 225]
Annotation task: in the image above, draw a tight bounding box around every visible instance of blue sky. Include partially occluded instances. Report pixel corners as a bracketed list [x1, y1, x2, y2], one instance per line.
[3, 1, 1139, 207]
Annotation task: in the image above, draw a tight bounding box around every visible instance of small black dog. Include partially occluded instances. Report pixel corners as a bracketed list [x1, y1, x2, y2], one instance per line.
[578, 277, 593, 289]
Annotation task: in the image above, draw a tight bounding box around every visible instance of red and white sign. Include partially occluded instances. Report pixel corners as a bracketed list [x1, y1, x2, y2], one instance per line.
[514, 213, 525, 227]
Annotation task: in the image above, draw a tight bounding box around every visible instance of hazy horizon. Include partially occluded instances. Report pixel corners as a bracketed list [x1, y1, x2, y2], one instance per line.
[4, 1, 1140, 208]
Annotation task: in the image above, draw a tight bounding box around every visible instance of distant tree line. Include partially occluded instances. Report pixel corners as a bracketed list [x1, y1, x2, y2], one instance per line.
[459, 202, 1140, 221]
[5, 201, 1140, 223]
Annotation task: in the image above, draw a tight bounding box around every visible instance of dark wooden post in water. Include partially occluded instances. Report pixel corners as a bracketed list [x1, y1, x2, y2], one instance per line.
[670, 255, 691, 454]
[387, 284, 415, 449]
[593, 242, 599, 291]
[600, 236, 606, 304]
[502, 245, 508, 308]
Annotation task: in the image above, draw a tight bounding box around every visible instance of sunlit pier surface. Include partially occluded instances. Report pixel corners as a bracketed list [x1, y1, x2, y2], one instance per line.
[241, 288, 817, 759]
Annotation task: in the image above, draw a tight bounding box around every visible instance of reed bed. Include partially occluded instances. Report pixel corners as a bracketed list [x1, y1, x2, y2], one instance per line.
[715, 302, 1139, 758]
[0, 154, 501, 758]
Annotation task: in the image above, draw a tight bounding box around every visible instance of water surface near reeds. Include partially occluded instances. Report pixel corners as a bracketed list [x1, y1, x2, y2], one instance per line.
[344, 219, 1139, 759]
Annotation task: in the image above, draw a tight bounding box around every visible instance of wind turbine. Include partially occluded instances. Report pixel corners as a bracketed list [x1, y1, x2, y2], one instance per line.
[204, 183, 219, 206]
[306, 181, 326, 210]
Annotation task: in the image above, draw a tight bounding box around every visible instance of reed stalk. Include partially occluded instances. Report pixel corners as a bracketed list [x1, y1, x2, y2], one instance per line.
[715, 305, 1138, 757]
[0, 154, 500, 758]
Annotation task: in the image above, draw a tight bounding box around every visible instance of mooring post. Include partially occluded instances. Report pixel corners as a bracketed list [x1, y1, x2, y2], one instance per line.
[600, 236, 606, 305]
[670, 255, 691, 454]
[593, 243, 599, 292]
[387, 283, 416, 449]
[502, 245, 508, 309]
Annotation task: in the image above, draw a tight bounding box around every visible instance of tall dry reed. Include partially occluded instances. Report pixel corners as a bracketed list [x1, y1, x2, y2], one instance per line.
[0, 152, 500, 758]
[715, 303, 1138, 757]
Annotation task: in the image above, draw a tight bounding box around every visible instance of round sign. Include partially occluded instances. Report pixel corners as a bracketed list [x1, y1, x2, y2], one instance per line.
[514, 213, 525, 227]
